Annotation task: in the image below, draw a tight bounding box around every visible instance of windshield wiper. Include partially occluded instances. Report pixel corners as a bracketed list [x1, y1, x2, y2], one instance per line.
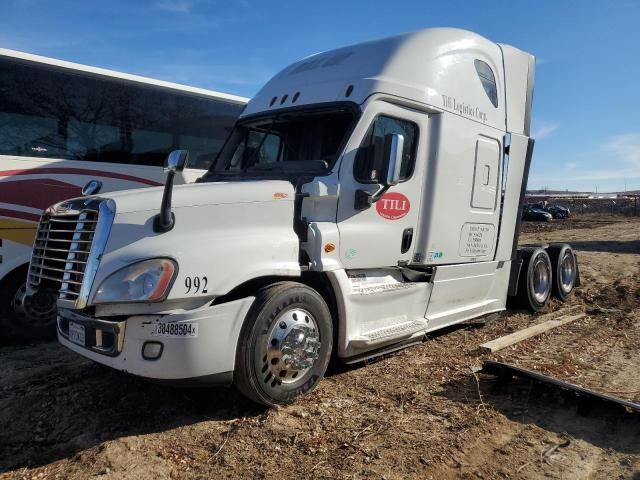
[244, 163, 283, 172]
[245, 160, 329, 174]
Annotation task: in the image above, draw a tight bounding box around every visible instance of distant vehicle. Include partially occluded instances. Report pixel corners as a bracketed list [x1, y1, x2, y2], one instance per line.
[532, 201, 570, 219]
[546, 205, 570, 218]
[523, 205, 553, 222]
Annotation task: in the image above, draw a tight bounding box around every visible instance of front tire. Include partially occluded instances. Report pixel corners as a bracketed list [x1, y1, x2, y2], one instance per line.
[234, 282, 333, 406]
[0, 266, 57, 341]
[517, 248, 553, 313]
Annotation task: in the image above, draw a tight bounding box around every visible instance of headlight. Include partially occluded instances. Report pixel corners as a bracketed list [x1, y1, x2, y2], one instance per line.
[93, 258, 177, 304]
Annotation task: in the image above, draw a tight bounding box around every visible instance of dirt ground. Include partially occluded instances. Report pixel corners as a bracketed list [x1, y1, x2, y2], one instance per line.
[0, 215, 638, 480]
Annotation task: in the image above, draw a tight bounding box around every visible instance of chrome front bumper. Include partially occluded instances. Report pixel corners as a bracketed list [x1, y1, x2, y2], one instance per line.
[58, 309, 125, 357]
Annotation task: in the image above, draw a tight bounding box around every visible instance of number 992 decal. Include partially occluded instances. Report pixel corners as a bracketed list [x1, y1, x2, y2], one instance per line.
[185, 276, 208, 294]
[152, 322, 199, 338]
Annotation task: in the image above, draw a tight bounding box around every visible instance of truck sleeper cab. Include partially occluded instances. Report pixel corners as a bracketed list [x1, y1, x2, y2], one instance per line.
[27, 28, 579, 405]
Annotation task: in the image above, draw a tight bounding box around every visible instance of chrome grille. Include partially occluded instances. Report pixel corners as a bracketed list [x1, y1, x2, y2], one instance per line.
[28, 207, 99, 302]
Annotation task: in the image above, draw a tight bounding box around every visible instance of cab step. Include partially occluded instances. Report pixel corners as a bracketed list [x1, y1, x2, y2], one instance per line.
[350, 319, 428, 348]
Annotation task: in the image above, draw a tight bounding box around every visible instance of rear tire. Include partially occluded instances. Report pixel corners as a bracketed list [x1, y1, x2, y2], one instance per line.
[517, 248, 553, 313]
[0, 266, 57, 341]
[234, 282, 333, 406]
[547, 244, 577, 301]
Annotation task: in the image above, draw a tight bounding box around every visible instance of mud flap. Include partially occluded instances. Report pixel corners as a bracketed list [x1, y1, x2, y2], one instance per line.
[507, 257, 523, 297]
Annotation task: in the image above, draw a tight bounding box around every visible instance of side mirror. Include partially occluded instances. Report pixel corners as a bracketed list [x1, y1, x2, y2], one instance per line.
[353, 133, 405, 211]
[384, 133, 404, 187]
[165, 150, 189, 173]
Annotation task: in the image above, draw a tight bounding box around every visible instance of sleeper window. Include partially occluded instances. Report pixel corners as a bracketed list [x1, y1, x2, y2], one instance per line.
[474, 59, 498, 108]
[353, 115, 418, 184]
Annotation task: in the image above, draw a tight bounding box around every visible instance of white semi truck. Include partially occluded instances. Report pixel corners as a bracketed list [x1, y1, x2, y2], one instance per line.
[25, 28, 578, 405]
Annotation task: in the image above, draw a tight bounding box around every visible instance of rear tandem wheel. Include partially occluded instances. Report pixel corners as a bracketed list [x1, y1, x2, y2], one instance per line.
[517, 247, 553, 313]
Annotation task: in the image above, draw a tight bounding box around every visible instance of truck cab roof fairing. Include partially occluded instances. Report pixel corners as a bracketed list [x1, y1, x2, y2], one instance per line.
[243, 28, 512, 132]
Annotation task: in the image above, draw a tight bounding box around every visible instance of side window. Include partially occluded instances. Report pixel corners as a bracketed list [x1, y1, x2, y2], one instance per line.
[353, 115, 418, 184]
[474, 59, 498, 108]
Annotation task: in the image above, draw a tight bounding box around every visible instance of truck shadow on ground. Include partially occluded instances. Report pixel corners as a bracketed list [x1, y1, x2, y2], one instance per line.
[569, 239, 640, 254]
[0, 342, 267, 472]
[0, 321, 491, 473]
[439, 373, 640, 455]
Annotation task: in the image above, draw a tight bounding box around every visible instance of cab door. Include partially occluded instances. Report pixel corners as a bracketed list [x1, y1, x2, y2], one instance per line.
[336, 102, 428, 269]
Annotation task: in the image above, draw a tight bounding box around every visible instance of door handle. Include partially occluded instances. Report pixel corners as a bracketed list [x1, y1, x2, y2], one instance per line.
[401, 228, 413, 254]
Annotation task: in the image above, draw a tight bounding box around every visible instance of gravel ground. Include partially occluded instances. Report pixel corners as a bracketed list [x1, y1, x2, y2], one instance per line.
[0, 216, 638, 479]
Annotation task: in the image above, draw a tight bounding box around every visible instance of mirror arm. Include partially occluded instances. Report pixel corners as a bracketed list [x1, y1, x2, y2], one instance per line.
[153, 170, 176, 233]
[370, 184, 390, 202]
[354, 184, 388, 211]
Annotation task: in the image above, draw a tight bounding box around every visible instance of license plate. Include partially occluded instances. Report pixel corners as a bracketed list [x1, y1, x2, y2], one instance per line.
[68, 321, 85, 346]
[152, 322, 198, 338]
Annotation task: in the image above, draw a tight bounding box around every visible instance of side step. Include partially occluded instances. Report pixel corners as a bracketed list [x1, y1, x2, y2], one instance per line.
[482, 361, 640, 414]
[342, 336, 425, 365]
[350, 319, 428, 349]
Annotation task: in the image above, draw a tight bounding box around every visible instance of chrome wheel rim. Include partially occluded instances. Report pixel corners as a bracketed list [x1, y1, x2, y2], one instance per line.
[10, 283, 28, 319]
[11, 283, 57, 326]
[560, 252, 575, 293]
[532, 256, 551, 303]
[258, 308, 321, 387]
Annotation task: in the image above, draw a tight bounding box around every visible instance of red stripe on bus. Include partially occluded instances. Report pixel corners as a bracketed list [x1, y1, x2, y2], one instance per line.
[0, 168, 163, 186]
[0, 179, 82, 210]
[0, 208, 41, 222]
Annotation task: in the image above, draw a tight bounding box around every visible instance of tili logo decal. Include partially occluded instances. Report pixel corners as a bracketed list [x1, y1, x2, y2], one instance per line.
[376, 192, 410, 220]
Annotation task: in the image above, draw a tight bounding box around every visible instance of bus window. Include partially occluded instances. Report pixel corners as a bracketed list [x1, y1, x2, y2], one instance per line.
[0, 58, 243, 169]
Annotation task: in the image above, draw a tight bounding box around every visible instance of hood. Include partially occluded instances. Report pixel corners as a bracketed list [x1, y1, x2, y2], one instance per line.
[91, 180, 296, 214]
[87, 178, 301, 309]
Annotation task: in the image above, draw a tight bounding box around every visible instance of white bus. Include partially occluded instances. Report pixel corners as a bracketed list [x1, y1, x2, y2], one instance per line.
[0, 48, 248, 339]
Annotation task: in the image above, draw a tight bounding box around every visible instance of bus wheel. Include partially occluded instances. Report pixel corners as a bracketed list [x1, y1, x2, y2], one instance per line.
[518, 248, 553, 313]
[234, 282, 333, 406]
[0, 266, 57, 341]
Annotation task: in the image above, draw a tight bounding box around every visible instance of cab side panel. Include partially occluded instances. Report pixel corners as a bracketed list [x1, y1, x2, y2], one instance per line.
[413, 113, 504, 266]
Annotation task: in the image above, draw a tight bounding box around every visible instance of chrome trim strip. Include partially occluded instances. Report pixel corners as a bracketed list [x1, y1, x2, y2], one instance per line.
[75, 199, 116, 309]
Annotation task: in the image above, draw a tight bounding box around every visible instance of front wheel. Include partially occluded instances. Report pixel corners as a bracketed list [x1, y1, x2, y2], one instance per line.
[0, 266, 57, 341]
[234, 282, 333, 406]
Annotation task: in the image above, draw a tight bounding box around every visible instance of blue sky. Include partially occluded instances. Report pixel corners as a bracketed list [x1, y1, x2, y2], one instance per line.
[2, 0, 639, 192]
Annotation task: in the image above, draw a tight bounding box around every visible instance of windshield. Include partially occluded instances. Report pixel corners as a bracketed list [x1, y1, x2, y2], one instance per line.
[209, 105, 356, 177]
